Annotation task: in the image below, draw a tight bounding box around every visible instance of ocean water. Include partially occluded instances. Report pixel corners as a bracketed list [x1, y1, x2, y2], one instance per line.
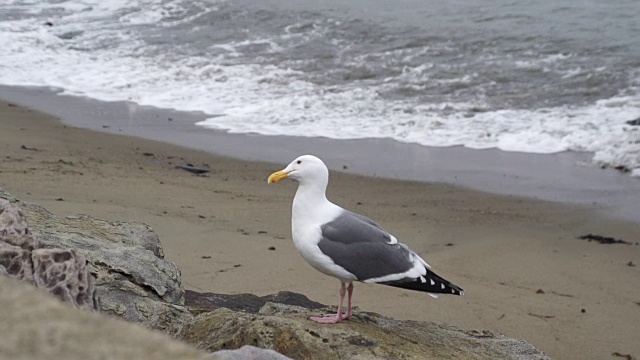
[1, 0, 639, 175]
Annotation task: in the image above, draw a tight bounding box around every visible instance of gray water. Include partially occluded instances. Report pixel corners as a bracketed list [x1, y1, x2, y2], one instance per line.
[183, 0, 640, 108]
[1, 0, 639, 172]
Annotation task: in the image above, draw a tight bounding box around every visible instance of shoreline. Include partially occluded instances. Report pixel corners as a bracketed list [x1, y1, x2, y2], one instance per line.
[1, 85, 639, 223]
[1, 95, 639, 360]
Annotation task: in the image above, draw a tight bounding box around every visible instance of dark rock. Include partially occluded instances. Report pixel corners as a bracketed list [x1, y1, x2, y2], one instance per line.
[614, 165, 630, 173]
[626, 117, 640, 126]
[185, 290, 325, 314]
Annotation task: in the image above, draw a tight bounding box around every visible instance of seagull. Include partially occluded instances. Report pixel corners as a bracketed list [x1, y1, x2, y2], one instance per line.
[268, 155, 463, 324]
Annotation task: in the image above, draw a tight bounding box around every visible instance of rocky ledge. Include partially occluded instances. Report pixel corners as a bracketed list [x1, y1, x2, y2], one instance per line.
[0, 188, 550, 360]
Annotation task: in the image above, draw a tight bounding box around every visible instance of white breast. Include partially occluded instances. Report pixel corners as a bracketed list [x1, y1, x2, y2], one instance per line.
[291, 197, 356, 282]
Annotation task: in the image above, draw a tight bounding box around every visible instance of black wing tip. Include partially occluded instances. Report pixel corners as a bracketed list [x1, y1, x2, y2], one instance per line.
[381, 272, 464, 296]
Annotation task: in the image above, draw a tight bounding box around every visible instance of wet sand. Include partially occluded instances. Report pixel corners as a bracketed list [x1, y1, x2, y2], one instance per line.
[2, 85, 639, 223]
[1, 100, 638, 360]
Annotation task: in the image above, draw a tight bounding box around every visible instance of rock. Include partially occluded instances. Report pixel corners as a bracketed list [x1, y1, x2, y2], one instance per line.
[32, 248, 98, 312]
[185, 290, 325, 314]
[1, 198, 98, 311]
[626, 117, 640, 126]
[178, 297, 550, 360]
[211, 345, 293, 360]
[0, 233, 37, 282]
[0, 188, 190, 331]
[0, 275, 211, 360]
[0, 199, 30, 236]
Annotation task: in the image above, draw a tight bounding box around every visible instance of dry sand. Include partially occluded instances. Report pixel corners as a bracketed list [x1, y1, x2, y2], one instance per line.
[1, 100, 639, 360]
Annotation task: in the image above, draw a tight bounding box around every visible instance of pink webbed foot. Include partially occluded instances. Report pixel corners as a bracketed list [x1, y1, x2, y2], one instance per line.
[309, 314, 344, 324]
[310, 282, 353, 324]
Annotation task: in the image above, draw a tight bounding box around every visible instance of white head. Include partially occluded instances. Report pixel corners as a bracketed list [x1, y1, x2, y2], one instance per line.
[268, 155, 329, 188]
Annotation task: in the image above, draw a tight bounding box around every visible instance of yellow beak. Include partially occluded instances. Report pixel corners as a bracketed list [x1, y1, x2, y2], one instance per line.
[268, 170, 290, 184]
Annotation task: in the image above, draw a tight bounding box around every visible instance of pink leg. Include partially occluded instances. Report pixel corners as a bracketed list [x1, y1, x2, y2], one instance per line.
[344, 282, 354, 319]
[309, 282, 347, 324]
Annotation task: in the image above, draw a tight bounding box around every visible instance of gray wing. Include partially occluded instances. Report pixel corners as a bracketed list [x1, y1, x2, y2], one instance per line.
[318, 210, 414, 281]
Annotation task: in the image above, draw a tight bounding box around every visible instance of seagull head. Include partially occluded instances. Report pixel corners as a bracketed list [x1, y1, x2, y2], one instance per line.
[268, 155, 329, 187]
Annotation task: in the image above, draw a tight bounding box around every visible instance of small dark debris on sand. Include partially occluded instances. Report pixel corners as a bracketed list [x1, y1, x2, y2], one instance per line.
[581, 308, 586, 313]
[55, 198, 64, 201]
[7, 103, 17, 107]
[445, 242, 454, 247]
[198, 215, 206, 219]
[527, 312, 555, 319]
[258, 230, 268, 234]
[551, 291, 574, 298]
[142, 152, 154, 157]
[175, 163, 210, 174]
[627, 261, 636, 267]
[577, 234, 632, 245]
[20, 145, 40, 151]
[268, 246, 276, 251]
[612, 352, 637, 360]
[201, 256, 211, 259]
[233, 264, 242, 268]
[536, 289, 545, 294]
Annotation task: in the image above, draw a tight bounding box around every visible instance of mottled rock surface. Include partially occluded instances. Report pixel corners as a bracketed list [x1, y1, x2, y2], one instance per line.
[0, 196, 97, 311]
[32, 248, 98, 311]
[0, 233, 37, 281]
[0, 188, 189, 331]
[180, 301, 550, 360]
[0, 275, 211, 360]
[211, 345, 293, 360]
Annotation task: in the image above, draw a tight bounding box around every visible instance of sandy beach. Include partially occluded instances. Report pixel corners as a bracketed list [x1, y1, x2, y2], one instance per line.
[1, 100, 639, 360]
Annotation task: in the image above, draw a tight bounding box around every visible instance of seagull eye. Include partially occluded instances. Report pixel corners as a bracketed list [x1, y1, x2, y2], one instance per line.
[297, 160, 302, 164]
